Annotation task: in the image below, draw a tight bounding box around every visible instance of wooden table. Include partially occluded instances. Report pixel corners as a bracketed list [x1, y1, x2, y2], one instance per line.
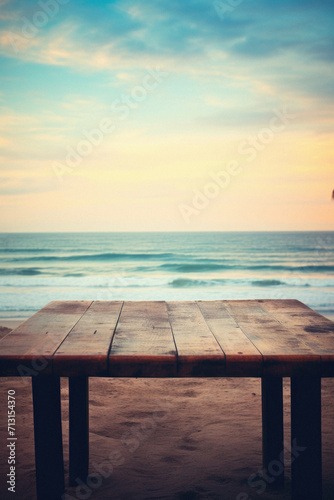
[1, 299, 334, 500]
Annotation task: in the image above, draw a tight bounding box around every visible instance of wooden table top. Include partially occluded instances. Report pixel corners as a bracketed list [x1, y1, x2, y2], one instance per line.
[1, 300, 334, 378]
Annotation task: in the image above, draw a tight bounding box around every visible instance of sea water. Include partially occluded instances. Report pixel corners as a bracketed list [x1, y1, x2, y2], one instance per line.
[0, 232, 333, 320]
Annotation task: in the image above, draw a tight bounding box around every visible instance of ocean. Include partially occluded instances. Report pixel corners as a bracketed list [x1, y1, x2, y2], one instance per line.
[0, 232, 333, 321]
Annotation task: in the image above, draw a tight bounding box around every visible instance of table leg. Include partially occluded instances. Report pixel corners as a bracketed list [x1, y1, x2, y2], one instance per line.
[261, 376, 284, 488]
[69, 376, 89, 486]
[32, 375, 65, 500]
[291, 376, 322, 500]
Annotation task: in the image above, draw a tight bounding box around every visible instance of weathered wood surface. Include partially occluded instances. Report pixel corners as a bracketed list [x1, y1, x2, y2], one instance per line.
[167, 301, 225, 376]
[0, 301, 92, 376]
[54, 301, 123, 376]
[109, 301, 177, 376]
[260, 299, 334, 376]
[225, 300, 320, 376]
[197, 301, 262, 376]
[1, 300, 334, 377]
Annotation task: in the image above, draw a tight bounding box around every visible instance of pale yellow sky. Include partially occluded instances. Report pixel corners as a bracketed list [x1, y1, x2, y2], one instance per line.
[0, 0, 333, 231]
[1, 129, 333, 231]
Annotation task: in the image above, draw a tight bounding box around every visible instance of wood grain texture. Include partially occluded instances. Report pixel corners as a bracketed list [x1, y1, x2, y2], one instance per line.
[259, 299, 334, 376]
[109, 301, 177, 376]
[0, 300, 334, 378]
[224, 300, 320, 376]
[197, 300, 262, 376]
[0, 301, 92, 376]
[167, 301, 225, 376]
[53, 301, 123, 376]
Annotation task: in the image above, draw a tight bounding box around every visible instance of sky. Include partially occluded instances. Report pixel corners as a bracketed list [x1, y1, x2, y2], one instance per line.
[0, 0, 333, 232]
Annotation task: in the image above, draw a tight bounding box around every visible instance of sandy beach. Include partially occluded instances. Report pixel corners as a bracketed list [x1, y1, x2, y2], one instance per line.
[1, 322, 334, 500]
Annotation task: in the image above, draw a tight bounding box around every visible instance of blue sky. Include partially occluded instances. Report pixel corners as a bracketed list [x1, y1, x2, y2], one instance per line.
[0, 0, 333, 230]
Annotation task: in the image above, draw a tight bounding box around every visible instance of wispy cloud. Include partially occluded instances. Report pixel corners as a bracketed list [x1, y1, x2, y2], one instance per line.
[0, 174, 60, 195]
[0, 0, 333, 230]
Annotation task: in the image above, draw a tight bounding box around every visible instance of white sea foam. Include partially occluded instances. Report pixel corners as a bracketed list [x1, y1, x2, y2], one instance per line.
[0, 231, 333, 318]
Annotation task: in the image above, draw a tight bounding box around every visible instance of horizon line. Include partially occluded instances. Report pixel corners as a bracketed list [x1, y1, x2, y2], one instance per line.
[1, 230, 333, 234]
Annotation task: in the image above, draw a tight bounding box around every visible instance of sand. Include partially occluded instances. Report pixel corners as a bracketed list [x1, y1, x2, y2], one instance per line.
[1, 325, 334, 500]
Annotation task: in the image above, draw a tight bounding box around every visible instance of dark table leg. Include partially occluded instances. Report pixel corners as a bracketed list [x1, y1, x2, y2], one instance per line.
[291, 376, 322, 500]
[32, 375, 65, 500]
[261, 376, 284, 488]
[69, 376, 89, 486]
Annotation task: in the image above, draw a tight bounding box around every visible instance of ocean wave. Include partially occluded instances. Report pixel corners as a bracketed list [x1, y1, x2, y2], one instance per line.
[169, 278, 217, 288]
[159, 263, 334, 273]
[63, 272, 86, 277]
[1, 261, 334, 279]
[0, 267, 42, 276]
[251, 279, 285, 287]
[0, 275, 170, 288]
[7, 252, 178, 263]
[0, 248, 58, 253]
[0, 275, 332, 290]
[2, 251, 334, 275]
[250, 279, 311, 287]
[284, 246, 334, 253]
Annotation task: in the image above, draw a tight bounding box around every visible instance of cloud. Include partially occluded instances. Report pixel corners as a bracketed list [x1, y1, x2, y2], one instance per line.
[0, 0, 333, 76]
[0, 2, 312, 58]
[0, 175, 60, 195]
[0, 0, 333, 141]
[308, 38, 334, 62]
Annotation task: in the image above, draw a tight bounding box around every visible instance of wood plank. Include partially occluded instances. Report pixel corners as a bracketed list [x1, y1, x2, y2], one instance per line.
[0, 301, 92, 376]
[197, 300, 262, 376]
[109, 301, 177, 377]
[1, 299, 333, 379]
[224, 300, 320, 376]
[259, 300, 334, 376]
[53, 301, 123, 376]
[166, 301, 225, 376]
